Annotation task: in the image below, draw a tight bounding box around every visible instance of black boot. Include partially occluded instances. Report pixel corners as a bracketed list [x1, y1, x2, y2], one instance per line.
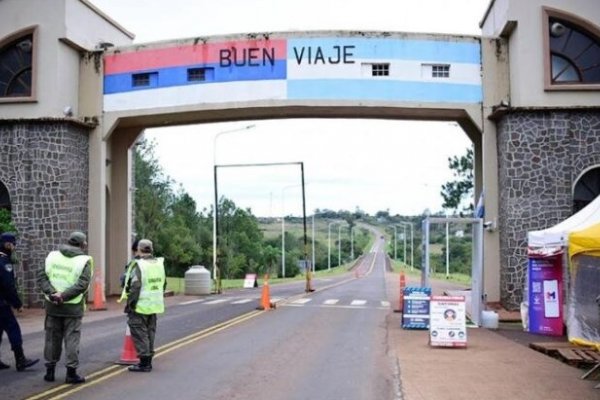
[0, 359, 9, 370]
[65, 367, 85, 384]
[128, 356, 152, 372]
[43, 364, 55, 382]
[14, 346, 39, 371]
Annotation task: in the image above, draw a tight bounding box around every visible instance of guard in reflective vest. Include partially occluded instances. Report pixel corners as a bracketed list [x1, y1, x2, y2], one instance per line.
[0, 232, 39, 371]
[37, 231, 92, 384]
[120, 239, 166, 372]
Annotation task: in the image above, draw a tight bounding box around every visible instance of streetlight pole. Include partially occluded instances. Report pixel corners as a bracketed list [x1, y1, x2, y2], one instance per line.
[390, 225, 397, 260]
[281, 184, 300, 278]
[327, 221, 338, 271]
[350, 226, 354, 260]
[338, 224, 341, 267]
[445, 214, 450, 279]
[399, 222, 414, 270]
[311, 214, 316, 273]
[212, 124, 256, 292]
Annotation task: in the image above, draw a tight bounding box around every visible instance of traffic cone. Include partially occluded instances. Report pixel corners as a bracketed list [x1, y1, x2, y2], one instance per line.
[115, 325, 139, 365]
[397, 272, 406, 312]
[90, 270, 106, 311]
[257, 274, 271, 310]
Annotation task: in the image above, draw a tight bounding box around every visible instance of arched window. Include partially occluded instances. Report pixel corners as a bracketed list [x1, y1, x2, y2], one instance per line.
[544, 8, 600, 89]
[573, 167, 600, 213]
[0, 28, 35, 100]
[0, 181, 10, 211]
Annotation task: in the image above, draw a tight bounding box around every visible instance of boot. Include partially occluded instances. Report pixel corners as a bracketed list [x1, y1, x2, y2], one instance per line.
[65, 367, 85, 384]
[0, 359, 9, 370]
[128, 356, 152, 372]
[43, 364, 55, 382]
[14, 346, 39, 371]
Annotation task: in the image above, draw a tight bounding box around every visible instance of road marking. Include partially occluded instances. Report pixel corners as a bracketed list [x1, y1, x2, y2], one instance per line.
[323, 299, 339, 305]
[381, 301, 390, 307]
[203, 299, 229, 305]
[291, 298, 312, 304]
[178, 299, 205, 305]
[350, 300, 367, 306]
[25, 310, 263, 400]
[230, 298, 253, 304]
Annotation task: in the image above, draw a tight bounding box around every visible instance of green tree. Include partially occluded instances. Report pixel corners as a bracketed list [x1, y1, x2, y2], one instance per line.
[440, 147, 474, 213]
[0, 208, 16, 234]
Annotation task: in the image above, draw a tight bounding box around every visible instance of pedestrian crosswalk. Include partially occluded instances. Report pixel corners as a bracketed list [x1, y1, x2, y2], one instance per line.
[178, 296, 391, 309]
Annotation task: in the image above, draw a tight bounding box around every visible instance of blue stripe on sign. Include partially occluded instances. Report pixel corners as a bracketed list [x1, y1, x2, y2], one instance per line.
[287, 79, 482, 103]
[288, 38, 481, 64]
[104, 61, 287, 94]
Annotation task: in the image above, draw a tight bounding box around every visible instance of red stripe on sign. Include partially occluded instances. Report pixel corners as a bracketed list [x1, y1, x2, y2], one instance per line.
[104, 39, 287, 75]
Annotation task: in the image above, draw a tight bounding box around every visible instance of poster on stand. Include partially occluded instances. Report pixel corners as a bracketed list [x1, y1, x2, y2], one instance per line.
[429, 296, 467, 348]
[528, 254, 563, 335]
[402, 287, 431, 329]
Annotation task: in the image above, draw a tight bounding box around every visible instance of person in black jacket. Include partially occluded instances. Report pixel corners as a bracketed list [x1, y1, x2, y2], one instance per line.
[0, 232, 39, 371]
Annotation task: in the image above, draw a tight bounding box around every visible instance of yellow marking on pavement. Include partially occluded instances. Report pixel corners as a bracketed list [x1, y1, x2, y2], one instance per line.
[25, 310, 263, 400]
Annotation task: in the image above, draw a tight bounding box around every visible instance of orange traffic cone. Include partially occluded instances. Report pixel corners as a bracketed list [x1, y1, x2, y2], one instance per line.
[90, 269, 106, 311]
[398, 272, 406, 312]
[115, 325, 139, 365]
[257, 274, 272, 310]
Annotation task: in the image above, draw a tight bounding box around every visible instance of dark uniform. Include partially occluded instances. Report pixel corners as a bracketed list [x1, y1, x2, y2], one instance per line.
[121, 239, 166, 372]
[37, 231, 92, 384]
[0, 232, 39, 371]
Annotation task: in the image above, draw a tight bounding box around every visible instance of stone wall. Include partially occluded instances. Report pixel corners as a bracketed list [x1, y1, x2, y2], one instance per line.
[0, 121, 89, 305]
[496, 110, 600, 309]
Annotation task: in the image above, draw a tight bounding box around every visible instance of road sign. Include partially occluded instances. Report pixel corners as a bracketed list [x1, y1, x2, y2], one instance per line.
[429, 295, 467, 348]
[402, 287, 431, 329]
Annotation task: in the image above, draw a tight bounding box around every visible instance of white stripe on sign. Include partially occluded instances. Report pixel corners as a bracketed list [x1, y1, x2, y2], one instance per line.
[350, 300, 367, 306]
[104, 80, 287, 112]
[230, 299, 253, 304]
[323, 299, 339, 305]
[178, 299, 205, 305]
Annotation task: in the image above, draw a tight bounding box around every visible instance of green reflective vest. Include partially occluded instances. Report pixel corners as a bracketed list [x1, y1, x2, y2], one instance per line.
[133, 258, 165, 315]
[45, 251, 91, 304]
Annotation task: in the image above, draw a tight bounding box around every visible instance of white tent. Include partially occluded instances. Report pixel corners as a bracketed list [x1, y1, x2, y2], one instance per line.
[528, 194, 600, 248]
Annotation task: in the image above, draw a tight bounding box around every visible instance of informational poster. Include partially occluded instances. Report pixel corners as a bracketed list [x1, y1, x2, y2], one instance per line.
[402, 287, 431, 329]
[243, 274, 257, 288]
[429, 296, 467, 348]
[528, 254, 563, 335]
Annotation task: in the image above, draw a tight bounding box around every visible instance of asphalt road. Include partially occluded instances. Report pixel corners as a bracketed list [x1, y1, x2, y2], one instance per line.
[14, 238, 398, 400]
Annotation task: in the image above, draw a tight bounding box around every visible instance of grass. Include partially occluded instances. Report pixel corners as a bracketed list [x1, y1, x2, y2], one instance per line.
[389, 260, 471, 286]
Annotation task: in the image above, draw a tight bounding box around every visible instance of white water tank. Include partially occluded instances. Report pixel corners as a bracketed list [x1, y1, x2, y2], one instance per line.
[184, 265, 211, 295]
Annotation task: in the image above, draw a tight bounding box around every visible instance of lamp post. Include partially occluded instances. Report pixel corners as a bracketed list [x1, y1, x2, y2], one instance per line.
[281, 184, 300, 278]
[399, 222, 414, 270]
[212, 124, 256, 292]
[312, 214, 316, 273]
[389, 225, 397, 260]
[350, 226, 354, 260]
[327, 221, 339, 271]
[338, 224, 342, 267]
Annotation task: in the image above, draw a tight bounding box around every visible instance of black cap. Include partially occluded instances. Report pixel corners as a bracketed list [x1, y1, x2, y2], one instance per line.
[67, 231, 87, 247]
[0, 232, 16, 244]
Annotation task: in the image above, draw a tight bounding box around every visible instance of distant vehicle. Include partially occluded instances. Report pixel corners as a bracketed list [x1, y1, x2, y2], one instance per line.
[380, 235, 384, 239]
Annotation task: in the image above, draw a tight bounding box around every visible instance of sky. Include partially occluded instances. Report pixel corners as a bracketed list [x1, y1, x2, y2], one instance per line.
[91, 0, 489, 217]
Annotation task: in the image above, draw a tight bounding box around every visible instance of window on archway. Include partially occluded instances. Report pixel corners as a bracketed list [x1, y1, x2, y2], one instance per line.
[0, 182, 10, 210]
[0, 33, 33, 98]
[547, 16, 600, 85]
[573, 168, 600, 213]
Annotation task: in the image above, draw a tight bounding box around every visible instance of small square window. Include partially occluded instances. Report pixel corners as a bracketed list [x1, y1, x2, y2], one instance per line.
[187, 67, 214, 82]
[371, 63, 390, 77]
[132, 72, 157, 87]
[431, 64, 450, 78]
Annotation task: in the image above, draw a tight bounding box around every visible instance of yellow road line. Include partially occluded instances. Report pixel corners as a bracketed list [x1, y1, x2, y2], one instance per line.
[25, 310, 263, 400]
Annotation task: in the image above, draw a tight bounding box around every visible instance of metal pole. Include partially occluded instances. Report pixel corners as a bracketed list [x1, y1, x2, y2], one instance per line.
[328, 223, 332, 271]
[410, 223, 414, 271]
[445, 218, 450, 278]
[338, 225, 341, 267]
[312, 214, 315, 273]
[403, 224, 407, 265]
[300, 163, 312, 292]
[350, 226, 354, 259]
[281, 213, 285, 278]
[392, 225, 397, 260]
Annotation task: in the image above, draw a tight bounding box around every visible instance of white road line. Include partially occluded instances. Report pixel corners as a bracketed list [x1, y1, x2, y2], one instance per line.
[350, 300, 367, 306]
[178, 299, 205, 305]
[291, 298, 312, 304]
[323, 299, 339, 305]
[381, 301, 391, 307]
[230, 299, 253, 304]
[204, 299, 230, 305]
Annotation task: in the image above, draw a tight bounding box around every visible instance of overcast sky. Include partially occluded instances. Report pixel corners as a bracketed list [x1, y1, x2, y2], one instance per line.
[91, 0, 489, 217]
